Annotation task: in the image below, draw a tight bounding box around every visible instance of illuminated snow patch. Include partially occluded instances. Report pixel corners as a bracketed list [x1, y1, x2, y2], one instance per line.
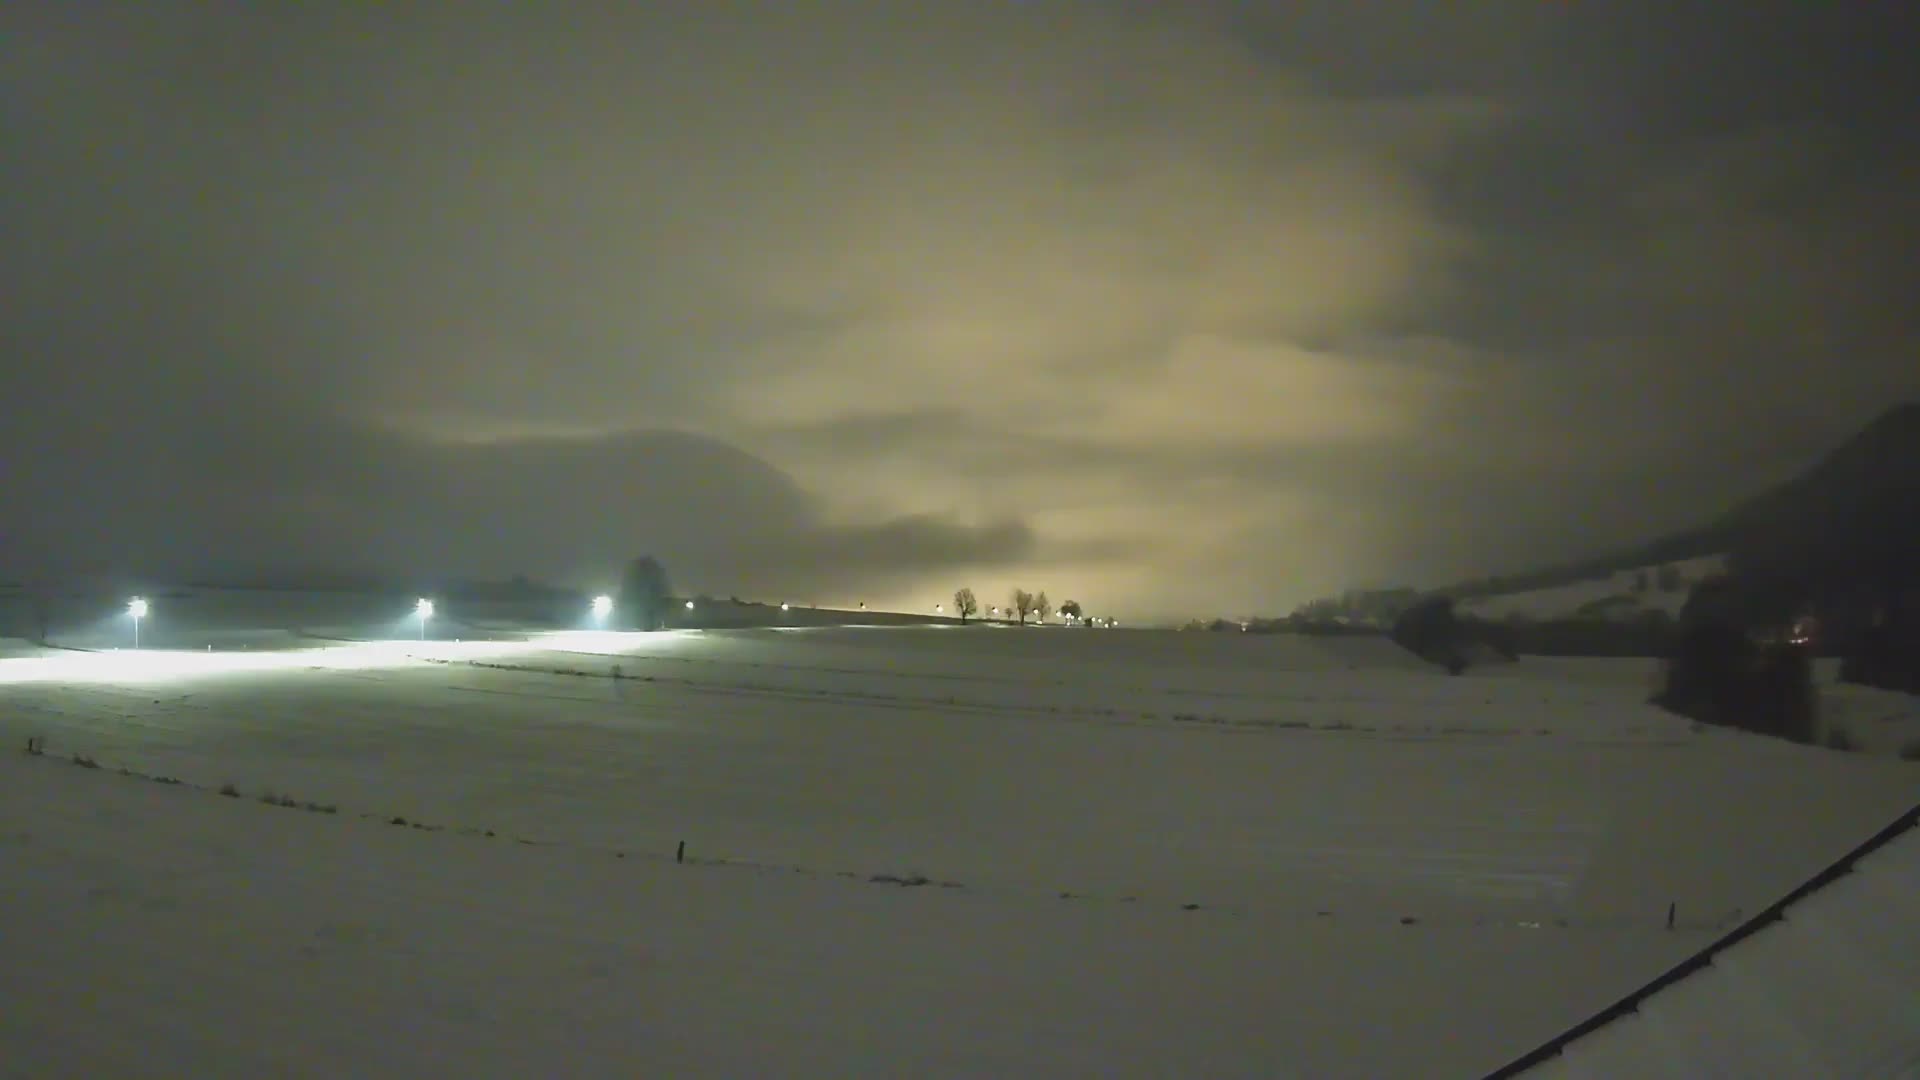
[0, 639, 533, 685]
[527, 629, 708, 654]
[0, 630, 721, 685]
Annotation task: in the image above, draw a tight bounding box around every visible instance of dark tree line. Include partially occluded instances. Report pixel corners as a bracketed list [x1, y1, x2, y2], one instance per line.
[951, 587, 1085, 626]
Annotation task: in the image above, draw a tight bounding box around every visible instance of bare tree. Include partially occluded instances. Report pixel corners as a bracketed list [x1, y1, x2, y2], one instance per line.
[953, 587, 978, 624]
[1011, 588, 1035, 625]
[1060, 599, 1083, 623]
[1034, 591, 1052, 623]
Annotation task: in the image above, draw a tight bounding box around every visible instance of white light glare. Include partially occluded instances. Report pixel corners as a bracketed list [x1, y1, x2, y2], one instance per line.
[0, 638, 567, 687]
[591, 595, 613, 617]
[685, 599, 695, 610]
[128, 597, 149, 618]
[415, 598, 434, 618]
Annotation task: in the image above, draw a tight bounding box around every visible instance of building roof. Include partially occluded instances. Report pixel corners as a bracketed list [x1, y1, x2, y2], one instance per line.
[1489, 803, 1920, 1079]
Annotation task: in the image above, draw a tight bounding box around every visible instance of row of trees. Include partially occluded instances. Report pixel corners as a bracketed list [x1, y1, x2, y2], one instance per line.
[950, 587, 1083, 626]
[618, 555, 1104, 633]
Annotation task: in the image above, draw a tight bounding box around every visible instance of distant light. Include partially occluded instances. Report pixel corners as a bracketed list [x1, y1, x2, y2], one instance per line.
[685, 600, 695, 610]
[935, 604, 943, 613]
[591, 595, 613, 617]
[780, 602, 790, 611]
[415, 598, 434, 618]
[127, 596, 149, 649]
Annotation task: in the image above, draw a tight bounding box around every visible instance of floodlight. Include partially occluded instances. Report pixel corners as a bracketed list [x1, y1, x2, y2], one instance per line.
[685, 599, 695, 610]
[128, 597, 149, 619]
[780, 602, 790, 611]
[416, 598, 434, 618]
[591, 595, 613, 618]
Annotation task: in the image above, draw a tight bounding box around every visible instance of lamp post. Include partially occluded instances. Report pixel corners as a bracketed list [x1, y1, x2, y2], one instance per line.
[128, 597, 148, 649]
[415, 598, 434, 640]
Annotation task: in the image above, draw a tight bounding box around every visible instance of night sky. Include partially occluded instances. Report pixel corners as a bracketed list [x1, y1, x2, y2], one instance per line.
[6, 3, 1918, 619]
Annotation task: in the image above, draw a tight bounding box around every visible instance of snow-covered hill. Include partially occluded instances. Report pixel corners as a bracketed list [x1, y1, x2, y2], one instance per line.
[1459, 555, 1729, 623]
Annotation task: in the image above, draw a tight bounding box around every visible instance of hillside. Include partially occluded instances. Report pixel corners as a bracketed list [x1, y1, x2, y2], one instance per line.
[1447, 403, 1920, 605]
[1456, 555, 1726, 625]
[1709, 402, 1920, 577]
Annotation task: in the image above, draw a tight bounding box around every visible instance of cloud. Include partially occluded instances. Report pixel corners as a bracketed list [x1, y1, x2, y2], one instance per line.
[5, 3, 1918, 619]
[0, 396, 1033, 602]
[390, 430, 1040, 599]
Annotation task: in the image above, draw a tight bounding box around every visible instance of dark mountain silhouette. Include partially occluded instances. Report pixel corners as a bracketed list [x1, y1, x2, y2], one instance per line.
[1443, 403, 1920, 604]
[1715, 402, 1920, 573]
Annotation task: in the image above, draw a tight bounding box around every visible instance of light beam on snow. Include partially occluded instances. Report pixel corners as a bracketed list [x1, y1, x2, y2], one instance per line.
[0, 631, 703, 686]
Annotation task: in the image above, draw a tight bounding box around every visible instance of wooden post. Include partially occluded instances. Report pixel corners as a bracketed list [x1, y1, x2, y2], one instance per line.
[676, 840, 685, 864]
[1666, 901, 1676, 930]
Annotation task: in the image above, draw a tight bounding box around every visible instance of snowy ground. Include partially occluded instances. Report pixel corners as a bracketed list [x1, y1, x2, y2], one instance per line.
[3, 623, 1915, 1077]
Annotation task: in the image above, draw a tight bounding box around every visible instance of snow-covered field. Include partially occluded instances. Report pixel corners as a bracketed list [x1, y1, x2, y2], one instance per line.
[3, 620, 1915, 1077]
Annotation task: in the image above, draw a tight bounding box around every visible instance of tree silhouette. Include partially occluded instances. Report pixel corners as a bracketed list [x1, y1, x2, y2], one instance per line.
[1060, 599, 1083, 622]
[618, 555, 673, 631]
[1010, 588, 1035, 625]
[953, 587, 978, 623]
[1034, 591, 1052, 623]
